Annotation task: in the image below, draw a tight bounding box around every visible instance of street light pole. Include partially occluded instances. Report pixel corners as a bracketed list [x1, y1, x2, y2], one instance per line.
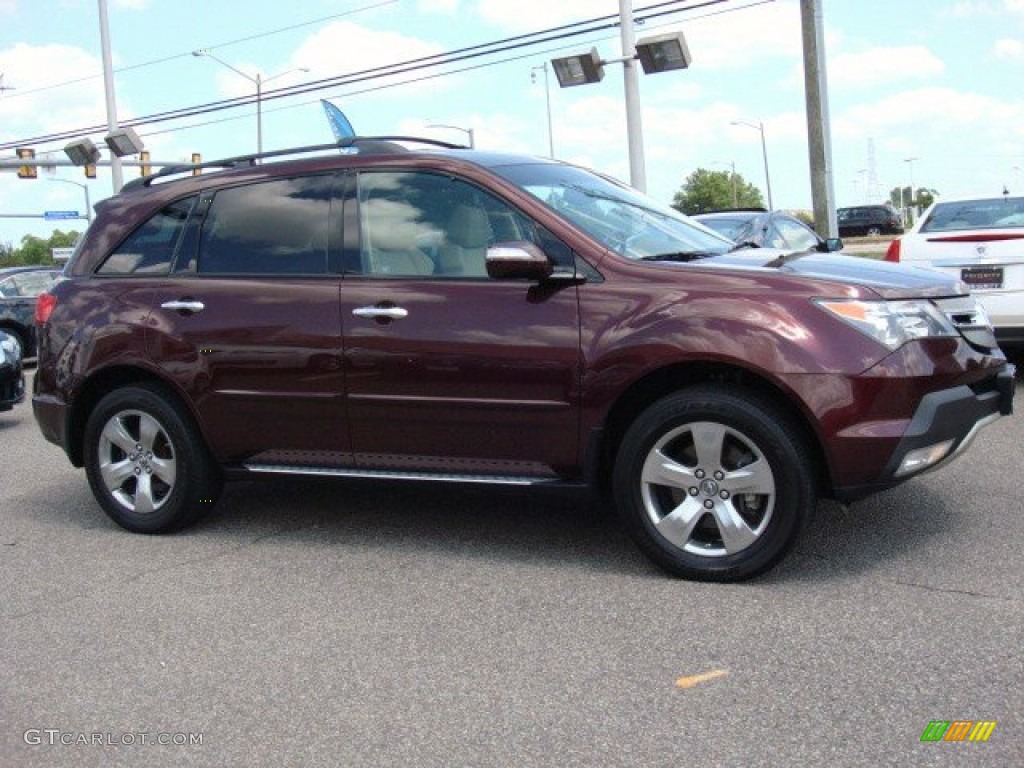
[47, 178, 92, 223]
[619, 0, 646, 192]
[531, 63, 555, 158]
[193, 51, 308, 155]
[731, 120, 773, 209]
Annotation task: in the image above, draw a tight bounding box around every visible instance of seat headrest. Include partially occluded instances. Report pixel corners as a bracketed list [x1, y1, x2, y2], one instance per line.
[447, 205, 492, 249]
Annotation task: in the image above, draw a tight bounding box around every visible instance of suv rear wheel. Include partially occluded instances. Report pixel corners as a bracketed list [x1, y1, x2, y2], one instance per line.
[613, 387, 815, 581]
[83, 384, 222, 533]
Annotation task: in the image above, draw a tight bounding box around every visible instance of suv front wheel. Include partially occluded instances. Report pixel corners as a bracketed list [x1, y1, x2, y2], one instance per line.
[613, 387, 816, 581]
[83, 384, 222, 533]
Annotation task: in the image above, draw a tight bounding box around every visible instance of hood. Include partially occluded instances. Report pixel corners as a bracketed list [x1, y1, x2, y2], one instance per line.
[700, 250, 965, 299]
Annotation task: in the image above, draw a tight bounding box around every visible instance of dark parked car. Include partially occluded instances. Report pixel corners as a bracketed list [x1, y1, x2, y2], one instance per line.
[836, 205, 903, 237]
[693, 209, 842, 253]
[1, 328, 25, 412]
[0, 265, 62, 357]
[32, 138, 1015, 581]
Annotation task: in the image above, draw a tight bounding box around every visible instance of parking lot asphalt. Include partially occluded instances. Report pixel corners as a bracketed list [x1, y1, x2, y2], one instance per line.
[1, 366, 1021, 768]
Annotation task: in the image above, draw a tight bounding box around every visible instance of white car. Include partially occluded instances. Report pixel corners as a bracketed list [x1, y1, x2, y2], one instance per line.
[885, 193, 1024, 346]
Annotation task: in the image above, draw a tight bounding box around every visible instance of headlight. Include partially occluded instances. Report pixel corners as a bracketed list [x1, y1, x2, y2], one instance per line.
[813, 299, 957, 350]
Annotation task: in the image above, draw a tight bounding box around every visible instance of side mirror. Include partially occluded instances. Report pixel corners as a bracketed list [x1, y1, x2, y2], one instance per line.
[823, 237, 843, 252]
[486, 241, 554, 280]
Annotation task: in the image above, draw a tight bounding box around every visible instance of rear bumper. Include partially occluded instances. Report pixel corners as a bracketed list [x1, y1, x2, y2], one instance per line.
[833, 365, 1015, 501]
[32, 392, 74, 459]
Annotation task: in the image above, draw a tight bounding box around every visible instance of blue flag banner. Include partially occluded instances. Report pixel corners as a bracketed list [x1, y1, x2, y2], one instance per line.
[320, 100, 356, 142]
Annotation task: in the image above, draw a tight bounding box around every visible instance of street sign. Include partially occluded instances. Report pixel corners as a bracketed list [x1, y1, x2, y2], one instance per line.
[43, 210, 79, 220]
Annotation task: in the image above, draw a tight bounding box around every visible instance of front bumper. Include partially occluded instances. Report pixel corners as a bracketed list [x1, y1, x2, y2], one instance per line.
[0, 368, 25, 411]
[833, 364, 1015, 501]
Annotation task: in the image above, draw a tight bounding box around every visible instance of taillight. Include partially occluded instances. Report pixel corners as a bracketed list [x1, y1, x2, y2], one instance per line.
[884, 238, 901, 263]
[36, 292, 57, 324]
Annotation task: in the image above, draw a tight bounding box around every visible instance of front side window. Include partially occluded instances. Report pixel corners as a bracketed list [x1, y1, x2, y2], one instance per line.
[356, 172, 539, 278]
[774, 217, 819, 252]
[198, 176, 333, 275]
[98, 196, 196, 275]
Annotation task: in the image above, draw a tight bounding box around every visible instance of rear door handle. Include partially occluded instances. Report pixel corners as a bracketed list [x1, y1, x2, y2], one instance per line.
[352, 306, 408, 320]
[160, 300, 205, 313]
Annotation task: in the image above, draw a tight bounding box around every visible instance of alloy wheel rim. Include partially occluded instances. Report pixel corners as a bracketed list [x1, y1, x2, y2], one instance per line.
[639, 421, 775, 558]
[97, 409, 177, 514]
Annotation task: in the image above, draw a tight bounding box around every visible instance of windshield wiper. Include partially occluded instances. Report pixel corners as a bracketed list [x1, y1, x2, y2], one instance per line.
[638, 251, 714, 262]
[729, 240, 761, 252]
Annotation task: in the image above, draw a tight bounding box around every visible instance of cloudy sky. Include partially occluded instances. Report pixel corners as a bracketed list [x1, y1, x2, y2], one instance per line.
[1, 0, 1023, 246]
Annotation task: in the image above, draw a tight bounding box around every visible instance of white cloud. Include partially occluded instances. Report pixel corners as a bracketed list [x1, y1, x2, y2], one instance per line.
[475, 0, 617, 30]
[417, 0, 458, 12]
[288, 20, 446, 97]
[828, 46, 945, 89]
[994, 37, 1024, 59]
[683, 0, 803, 69]
[0, 43, 109, 140]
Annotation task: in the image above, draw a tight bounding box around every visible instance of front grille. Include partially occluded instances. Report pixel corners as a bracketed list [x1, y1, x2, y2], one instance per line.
[934, 295, 998, 351]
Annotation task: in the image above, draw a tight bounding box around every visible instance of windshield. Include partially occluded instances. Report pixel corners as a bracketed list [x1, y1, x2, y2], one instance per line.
[491, 162, 734, 260]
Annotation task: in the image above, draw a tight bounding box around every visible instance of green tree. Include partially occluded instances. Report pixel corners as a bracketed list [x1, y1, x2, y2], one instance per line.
[671, 168, 764, 215]
[0, 228, 81, 267]
[889, 185, 937, 211]
[914, 188, 937, 210]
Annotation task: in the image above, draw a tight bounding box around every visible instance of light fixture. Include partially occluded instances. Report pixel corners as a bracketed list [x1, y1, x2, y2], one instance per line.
[104, 126, 144, 157]
[551, 48, 604, 87]
[635, 31, 692, 74]
[64, 138, 101, 166]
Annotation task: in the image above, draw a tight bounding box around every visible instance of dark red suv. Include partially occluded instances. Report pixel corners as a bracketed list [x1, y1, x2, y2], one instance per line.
[33, 138, 1015, 581]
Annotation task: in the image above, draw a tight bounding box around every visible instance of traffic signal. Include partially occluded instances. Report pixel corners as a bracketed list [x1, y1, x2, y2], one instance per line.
[191, 152, 201, 177]
[16, 147, 37, 179]
[139, 150, 151, 177]
[84, 164, 97, 179]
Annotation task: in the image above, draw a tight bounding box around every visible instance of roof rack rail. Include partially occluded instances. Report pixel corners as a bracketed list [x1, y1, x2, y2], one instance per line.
[122, 135, 466, 191]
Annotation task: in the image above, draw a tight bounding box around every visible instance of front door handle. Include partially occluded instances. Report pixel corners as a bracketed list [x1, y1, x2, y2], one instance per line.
[161, 300, 205, 313]
[352, 306, 408, 320]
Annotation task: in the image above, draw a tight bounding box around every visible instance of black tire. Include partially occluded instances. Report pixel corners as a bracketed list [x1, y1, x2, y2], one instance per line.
[613, 386, 816, 582]
[866, 226, 882, 237]
[3, 327, 26, 359]
[83, 384, 222, 533]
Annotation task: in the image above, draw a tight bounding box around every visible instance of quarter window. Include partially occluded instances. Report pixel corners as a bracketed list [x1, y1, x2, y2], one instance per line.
[98, 196, 196, 275]
[197, 176, 333, 275]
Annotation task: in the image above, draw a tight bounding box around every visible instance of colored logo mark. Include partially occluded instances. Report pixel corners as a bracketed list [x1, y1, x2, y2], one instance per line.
[920, 720, 997, 742]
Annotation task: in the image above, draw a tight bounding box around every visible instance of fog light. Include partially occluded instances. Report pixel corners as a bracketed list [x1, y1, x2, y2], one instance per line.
[895, 439, 955, 477]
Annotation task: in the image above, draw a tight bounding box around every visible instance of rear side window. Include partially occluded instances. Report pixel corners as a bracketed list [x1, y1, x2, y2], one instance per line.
[197, 176, 333, 275]
[98, 196, 196, 275]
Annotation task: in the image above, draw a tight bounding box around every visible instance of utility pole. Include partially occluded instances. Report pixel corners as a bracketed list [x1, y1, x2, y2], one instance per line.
[801, 0, 836, 237]
[619, 0, 646, 192]
[97, 0, 123, 192]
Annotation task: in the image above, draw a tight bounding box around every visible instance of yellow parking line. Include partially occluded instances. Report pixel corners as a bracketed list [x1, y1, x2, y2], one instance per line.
[675, 669, 729, 689]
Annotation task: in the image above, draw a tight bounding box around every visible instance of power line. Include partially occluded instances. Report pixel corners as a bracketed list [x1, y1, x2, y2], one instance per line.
[0, 0, 399, 101]
[140, 0, 774, 142]
[1, 0, 750, 153]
